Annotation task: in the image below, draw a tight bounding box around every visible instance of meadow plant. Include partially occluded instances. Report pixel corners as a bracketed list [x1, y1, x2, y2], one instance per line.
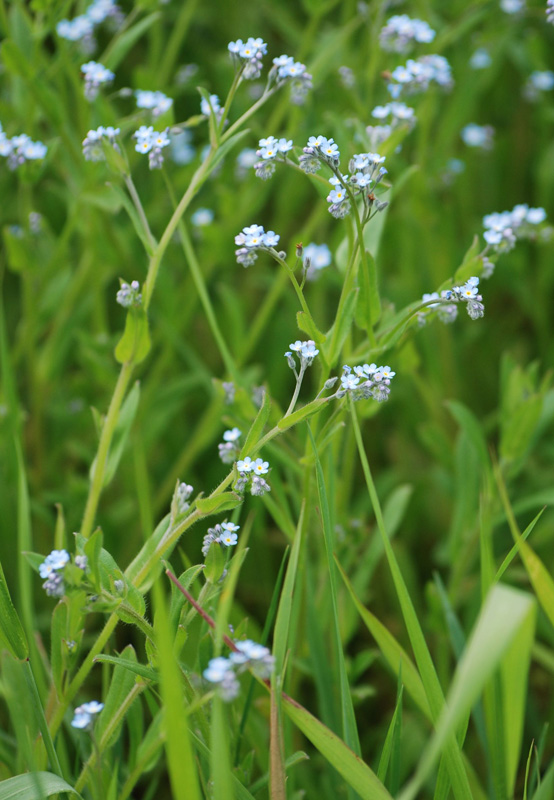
[1, 2, 554, 799]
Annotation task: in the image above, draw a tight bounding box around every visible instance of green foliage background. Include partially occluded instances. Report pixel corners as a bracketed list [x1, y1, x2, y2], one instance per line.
[0, 0, 554, 797]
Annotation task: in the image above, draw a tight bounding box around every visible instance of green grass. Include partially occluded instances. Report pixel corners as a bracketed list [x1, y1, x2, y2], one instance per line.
[0, 0, 554, 797]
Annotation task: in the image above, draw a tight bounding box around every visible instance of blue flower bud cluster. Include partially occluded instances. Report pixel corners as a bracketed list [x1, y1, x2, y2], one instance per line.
[367, 102, 416, 148]
[523, 71, 554, 102]
[202, 521, 240, 557]
[461, 123, 495, 150]
[548, 0, 554, 23]
[203, 640, 275, 702]
[387, 55, 453, 98]
[234, 224, 280, 267]
[82, 126, 120, 161]
[483, 205, 548, 253]
[379, 15, 436, 53]
[175, 482, 194, 515]
[135, 90, 173, 118]
[57, 0, 122, 48]
[71, 700, 104, 729]
[270, 55, 312, 105]
[303, 243, 332, 280]
[338, 364, 396, 403]
[253, 135, 293, 180]
[0, 125, 47, 170]
[228, 37, 268, 80]
[133, 126, 170, 169]
[418, 292, 458, 326]
[234, 457, 271, 496]
[116, 280, 142, 308]
[39, 549, 88, 598]
[81, 61, 114, 100]
[501, 0, 525, 13]
[284, 340, 319, 373]
[444, 277, 485, 320]
[218, 428, 242, 465]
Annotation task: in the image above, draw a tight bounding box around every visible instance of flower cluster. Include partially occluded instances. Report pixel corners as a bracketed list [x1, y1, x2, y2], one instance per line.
[135, 90, 173, 118]
[444, 277, 485, 320]
[500, 0, 525, 12]
[191, 208, 214, 227]
[284, 340, 319, 373]
[548, 0, 554, 24]
[379, 15, 436, 53]
[523, 71, 554, 101]
[0, 129, 47, 170]
[367, 101, 416, 147]
[203, 640, 275, 702]
[228, 37, 267, 80]
[175, 482, 194, 515]
[133, 126, 170, 169]
[461, 123, 495, 150]
[234, 457, 271, 496]
[253, 135, 293, 180]
[234, 224, 280, 267]
[387, 55, 453, 98]
[270, 55, 313, 104]
[116, 280, 142, 308]
[483, 204, 548, 253]
[71, 701, 104, 730]
[329, 151, 389, 219]
[202, 522, 240, 557]
[57, 0, 122, 46]
[303, 243, 332, 280]
[81, 61, 114, 100]
[39, 549, 87, 598]
[82, 126, 119, 161]
[418, 291, 458, 326]
[218, 428, 242, 465]
[338, 364, 396, 403]
[470, 48, 492, 70]
[199, 96, 219, 124]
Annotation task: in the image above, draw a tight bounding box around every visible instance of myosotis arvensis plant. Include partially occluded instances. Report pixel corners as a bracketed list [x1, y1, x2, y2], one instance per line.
[2, 3, 554, 798]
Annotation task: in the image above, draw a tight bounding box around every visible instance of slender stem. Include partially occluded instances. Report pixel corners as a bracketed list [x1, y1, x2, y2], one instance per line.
[48, 613, 118, 739]
[124, 174, 156, 253]
[80, 362, 134, 539]
[271, 252, 314, 321]
[23, 661, 65, 779]
[222, 86, 280, 142]
[284, 366, 306, 417]
[345, 189, 377, 348]
[142, 150, 215, 311]
[162, 170, 239, 381]
[167, 570, 238, 652]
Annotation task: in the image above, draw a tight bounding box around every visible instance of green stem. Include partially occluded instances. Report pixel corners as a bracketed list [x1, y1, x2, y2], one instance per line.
[142, 150, 215, 311]
[284, 366, 306, 417]
[124, 174, 156, 253]
[23, 661, 65, 779]
[48, 614, 118, 740]
[80, 361, 134, 539]
[74, 683, 145, 793]
[345, 190, 377, 348]
[162, 171, 239, 381]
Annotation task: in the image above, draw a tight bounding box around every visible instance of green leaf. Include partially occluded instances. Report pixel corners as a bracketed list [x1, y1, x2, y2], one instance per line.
[0, 559, 28, 660]
[337, 561, 430, 719]
[95, 645, 138, 747]
[153, 581, 201, 800]
[307, 427, 360, 755]
[84, 529, 104, 589]
[240, 388, 271, 458]
[453, 236, 482, 283]
[0, 772, 80, 799]
[51, 601, 68, 697]
[103, 13, 161, 69]
[326, 288, 358, 366]
[91, 381, 140, 487]
[398, 584, 536, 800]
[195, 492, 242, 515]
[94, 654, 157, 683]
[356, 250, 381, 329]
[115, 308, 151, 365]
[204, 542, 225, 584]
[283, 696, 393, 800]
[277, 398, 327, 431]
[296, 310, 326, 345]
[445, 400, 489, 473]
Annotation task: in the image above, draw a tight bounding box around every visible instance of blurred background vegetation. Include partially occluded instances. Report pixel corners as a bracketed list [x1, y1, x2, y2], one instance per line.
[1, 0, 554, 794]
